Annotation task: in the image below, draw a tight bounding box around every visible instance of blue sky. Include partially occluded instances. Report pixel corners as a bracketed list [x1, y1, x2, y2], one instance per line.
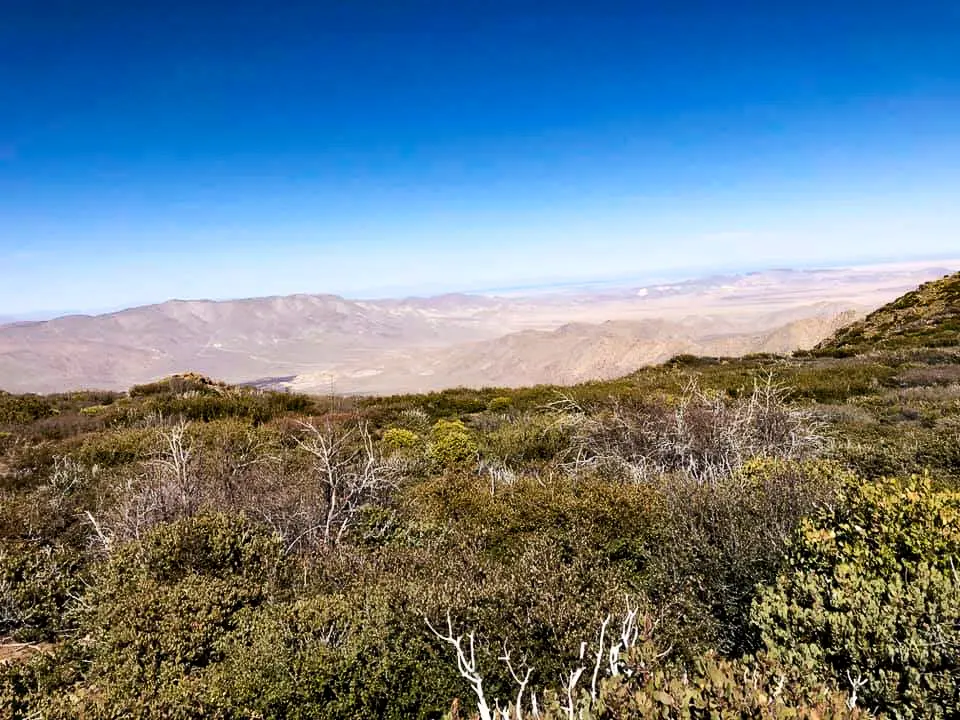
[1, 1, 959, 314]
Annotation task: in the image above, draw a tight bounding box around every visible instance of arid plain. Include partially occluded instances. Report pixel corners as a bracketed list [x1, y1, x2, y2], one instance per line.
[1, 259, 956, 395]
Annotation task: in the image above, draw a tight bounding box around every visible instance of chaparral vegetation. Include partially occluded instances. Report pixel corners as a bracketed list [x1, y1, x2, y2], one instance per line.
[2, 274, 959, 719]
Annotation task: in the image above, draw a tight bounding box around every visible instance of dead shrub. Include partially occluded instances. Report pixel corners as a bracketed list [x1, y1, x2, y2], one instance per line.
[563, 376, 823, 484]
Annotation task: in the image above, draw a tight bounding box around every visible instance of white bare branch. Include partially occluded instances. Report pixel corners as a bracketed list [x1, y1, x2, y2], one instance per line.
[426, 611, 493, 720]
[846, 670, 868, 710]
[590, 614, 610, 701]
[499, 640, 534, 720]
[83, 510, 113, 553]
[290, 420, 397, 552]
[561, 666, 585, 720]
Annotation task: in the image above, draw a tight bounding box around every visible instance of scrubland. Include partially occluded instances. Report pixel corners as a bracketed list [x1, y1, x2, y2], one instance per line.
[2, 274, 959, 719]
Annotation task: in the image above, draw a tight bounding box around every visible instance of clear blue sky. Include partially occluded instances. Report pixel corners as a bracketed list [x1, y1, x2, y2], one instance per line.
[2, 0, 959, 314]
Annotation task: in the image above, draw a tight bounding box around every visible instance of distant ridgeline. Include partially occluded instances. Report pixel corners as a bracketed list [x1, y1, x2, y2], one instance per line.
[813, 271, 960, 356]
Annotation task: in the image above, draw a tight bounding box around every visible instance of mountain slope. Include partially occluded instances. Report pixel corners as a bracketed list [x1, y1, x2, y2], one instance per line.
[286, 308, 860, 393]
[0, 294, 506, 393]
[814, 271, 960, 356]
[0, 263, 953, 393]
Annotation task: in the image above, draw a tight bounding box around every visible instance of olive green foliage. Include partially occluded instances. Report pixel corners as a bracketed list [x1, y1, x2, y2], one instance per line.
[130, 373, 314, 422]
[753, 475, 960, 718]
[129, 373, 228, 397]
[0, 644, 87, 719]
[382, 426, 422, 453]
[0, 392, 55, 425]
[486, 395, 514, 413]
[428, 418, 479, 468]
[532, 646, 864, 719]
[481, 410, 575, 465]
[195, 588, 462, 720]
[2, 273, 960, 719]
[0, 542, 84, 642]
[74, 426, 157, 467]
[76, 514, 283, 715]
[604, 652, 863, 719]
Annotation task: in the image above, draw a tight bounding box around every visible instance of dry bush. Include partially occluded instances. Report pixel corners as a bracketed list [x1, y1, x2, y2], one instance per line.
[549, 379, 833, 655]
[92, 419, 262, 545]
[262, 420, 400, 554]
[563, 376, 823, 484]
[87, 419, 400, 556]
[87, 421, 203, 550]
[651, 458, 847, 655]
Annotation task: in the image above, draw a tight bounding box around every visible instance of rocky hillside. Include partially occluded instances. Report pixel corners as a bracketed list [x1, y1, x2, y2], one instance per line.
[814, 271, 960, 356]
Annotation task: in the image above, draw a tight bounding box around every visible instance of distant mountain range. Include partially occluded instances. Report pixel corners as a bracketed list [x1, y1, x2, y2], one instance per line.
[1, 261, 956, 394]
[282, 307, 862, 394]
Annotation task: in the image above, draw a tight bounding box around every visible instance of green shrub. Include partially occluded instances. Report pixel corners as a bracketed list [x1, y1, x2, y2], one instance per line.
[191, 584, 464, 720]
[0, 642, 87, 720]
[753, 475, 960, 718]
[0, 542, 85, 641]
[74, 426, 156, 467]
[73, 514, 283, 715]
[381, 427, 421, 453]
[115, 512, 283, 584]
[143, 391, 310, 424]
[129, 374, 226, 398]
[427, 419, 478, 469]
[589, 648, 863, 719]
[483, 411, 574, 465]
[785, 361, 898, 403]
[0, 393, 55, 425]
[184, 595, 359, 719]
[486, 395, 514, 413]
[127, 377, 314, 424]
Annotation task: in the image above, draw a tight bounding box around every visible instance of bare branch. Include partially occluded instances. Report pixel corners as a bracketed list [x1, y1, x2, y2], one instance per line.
[846, 670, 868, 710]
[499, 641, 534, 720]
[591, 614, 610, 701]
[426, 612, 493, 720]
[289, 420, 397, 552]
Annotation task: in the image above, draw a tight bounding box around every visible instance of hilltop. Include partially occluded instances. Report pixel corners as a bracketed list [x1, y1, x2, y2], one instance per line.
[814, 270, 960, 356]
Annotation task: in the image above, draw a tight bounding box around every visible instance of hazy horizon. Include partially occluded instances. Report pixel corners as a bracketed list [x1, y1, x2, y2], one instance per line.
[1, 254, 957, 323]
[3, 2, 959, 314]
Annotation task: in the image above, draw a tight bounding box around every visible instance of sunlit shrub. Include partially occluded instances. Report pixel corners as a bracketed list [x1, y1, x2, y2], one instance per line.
[483, 411, 575, 465]
[428, 419, 478, 469]
[589, 648, 864, 719]
[486, 396, 514, 413]
[753, 475, 960, 718]
[74, 427, 157, 467]
[381, 427, 421, 453]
